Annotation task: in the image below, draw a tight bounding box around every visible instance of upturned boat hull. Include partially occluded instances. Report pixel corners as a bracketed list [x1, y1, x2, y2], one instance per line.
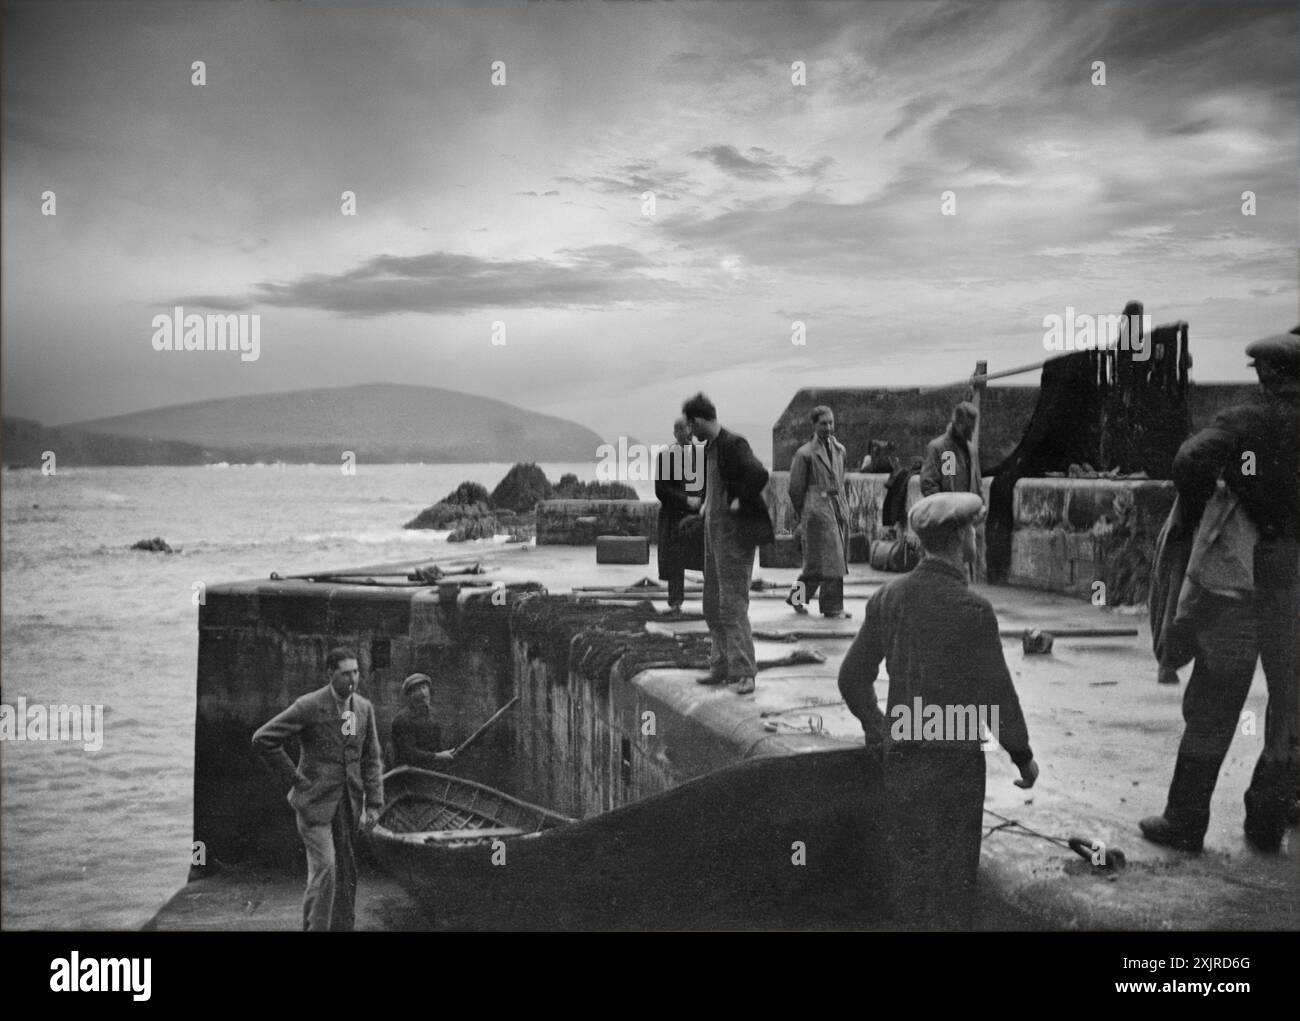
[366, 747, 886, 929]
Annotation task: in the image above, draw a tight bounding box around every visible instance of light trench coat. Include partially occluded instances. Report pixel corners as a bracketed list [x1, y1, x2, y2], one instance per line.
[788, 436, 850, 579]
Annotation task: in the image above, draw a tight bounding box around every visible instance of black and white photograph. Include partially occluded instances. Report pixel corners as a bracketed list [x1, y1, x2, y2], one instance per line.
[1, 0, 1296, 983]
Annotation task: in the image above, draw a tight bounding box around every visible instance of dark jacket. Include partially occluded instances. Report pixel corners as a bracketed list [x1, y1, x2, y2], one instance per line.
[655, 444, 704, 576]
[707, 427, 775, 549]
[390, 706, 445, 770]
[920, 427, 982, 498]
[252, 685, 385, 826]
[837, 558, 1032, 766]
[1172, 385, 1299, 555]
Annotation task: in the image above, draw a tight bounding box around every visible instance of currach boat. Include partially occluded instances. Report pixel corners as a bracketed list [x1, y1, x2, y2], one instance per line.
[371, 766, 573, 848]
[366, 747, 887, 930]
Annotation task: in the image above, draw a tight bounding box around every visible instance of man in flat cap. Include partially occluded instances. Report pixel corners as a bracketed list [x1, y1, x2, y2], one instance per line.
[1142, 327, 1300, 853]
[786, 405, 853, 619]
[839, 492, 1038, 929]
[390, 673, 457, 769]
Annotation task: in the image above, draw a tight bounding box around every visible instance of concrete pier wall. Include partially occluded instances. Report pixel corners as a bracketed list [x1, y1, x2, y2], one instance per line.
[773, 382, 1257, 472]
[1009, 478, 1175, 602]
[508, 600, 826, 818]
[191, 579, 824, 870]
[537, 499, 658, 544]
[193, 580, 527, 868]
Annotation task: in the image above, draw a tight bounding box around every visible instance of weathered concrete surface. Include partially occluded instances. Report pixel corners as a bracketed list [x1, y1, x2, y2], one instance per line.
[154, 544, 1296, 931]
[144, 862, 424, 931]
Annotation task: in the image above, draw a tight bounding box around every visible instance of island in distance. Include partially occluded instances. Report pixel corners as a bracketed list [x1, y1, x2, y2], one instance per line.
[3, 383, 610, 467]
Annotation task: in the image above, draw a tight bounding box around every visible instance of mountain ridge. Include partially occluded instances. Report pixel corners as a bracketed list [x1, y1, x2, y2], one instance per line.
[5, 384, 611, 466]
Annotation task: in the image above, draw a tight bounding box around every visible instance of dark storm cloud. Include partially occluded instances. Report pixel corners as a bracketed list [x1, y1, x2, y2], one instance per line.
[173, 246, 681, 317]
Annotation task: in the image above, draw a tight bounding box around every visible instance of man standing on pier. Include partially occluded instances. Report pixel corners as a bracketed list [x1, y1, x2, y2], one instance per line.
[391, 673, 457, 769]
[786, 405, 852, 619]
[1141, 329, 1300, 854]
[920, 402, 982, 498]
[655, 416, 703, 616]
[253, 646, 385, 931]
[683, 393, 774, 696]
[838, 493, 1037, 929]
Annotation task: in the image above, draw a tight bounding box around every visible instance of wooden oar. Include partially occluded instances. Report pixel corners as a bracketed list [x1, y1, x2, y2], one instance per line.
[451, 695, 520, 759]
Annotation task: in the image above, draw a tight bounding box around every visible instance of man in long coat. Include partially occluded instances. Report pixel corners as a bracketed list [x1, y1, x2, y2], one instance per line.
[1141, 329, 1300, 853]
[655, 416, 703, 614]
[838, 493, 1038, 929]
[786, 405, 852, 618]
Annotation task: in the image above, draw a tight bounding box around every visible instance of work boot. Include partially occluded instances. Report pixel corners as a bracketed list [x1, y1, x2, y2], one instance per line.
[1139, 815, 1203, 853]
[1244, 789, 1284, 853]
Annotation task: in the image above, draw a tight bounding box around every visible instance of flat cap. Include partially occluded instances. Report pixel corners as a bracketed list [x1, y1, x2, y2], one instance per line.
[1245, 331, 1300, 374]
[402, 673, 433, 697]
[909, 492, 984, 545]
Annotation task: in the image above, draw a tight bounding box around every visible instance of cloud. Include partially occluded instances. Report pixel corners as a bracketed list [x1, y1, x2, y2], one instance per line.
[690, 144, 781, 180]
[689, 144, 834, 181]
[172, 246, 683, 317]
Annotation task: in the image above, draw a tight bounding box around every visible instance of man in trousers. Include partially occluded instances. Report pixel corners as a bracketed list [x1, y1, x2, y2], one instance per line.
[683, 392, 774, 696]
[838, 493, 1038, 928]
[786, 404, 852, 619]
[253, 646, 385, 931]
[1141, 329, 1300, 853]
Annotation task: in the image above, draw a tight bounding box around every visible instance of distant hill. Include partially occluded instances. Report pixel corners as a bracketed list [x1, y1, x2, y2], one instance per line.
[5, 384, 610, 466]
[2, 416, 216, 468]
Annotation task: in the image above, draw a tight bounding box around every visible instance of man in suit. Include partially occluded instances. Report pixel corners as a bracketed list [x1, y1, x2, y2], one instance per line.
[655, 416, 704, 615]
[390, 673, 457, 769]
[920, 401, 982, 498]
[252, 646, 385, 931]
[786, 405, 852, 618]
[838, 493, 1037, 929]
[1141, 329, 1300, 854]
[683, 392, 774, 696]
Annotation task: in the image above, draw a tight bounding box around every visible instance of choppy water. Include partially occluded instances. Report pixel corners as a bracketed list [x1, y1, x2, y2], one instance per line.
[0, 462, 642, 929]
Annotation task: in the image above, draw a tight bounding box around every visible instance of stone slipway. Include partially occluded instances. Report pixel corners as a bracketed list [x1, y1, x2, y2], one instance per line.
[149, 543, 1296, 930]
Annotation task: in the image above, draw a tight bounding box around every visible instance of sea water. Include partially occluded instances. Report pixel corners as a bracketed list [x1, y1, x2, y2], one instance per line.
[0, 462, 644, 928]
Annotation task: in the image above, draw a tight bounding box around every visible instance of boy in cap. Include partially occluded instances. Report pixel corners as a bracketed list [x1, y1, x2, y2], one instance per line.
[391, 673, 457, 769]
[1141, 328, 1300, 853]
[839, 492, 1038, 929]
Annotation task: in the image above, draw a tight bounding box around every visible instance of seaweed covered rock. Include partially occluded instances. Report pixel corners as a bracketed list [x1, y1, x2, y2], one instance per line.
[490, 462, 555, 513]
[440, 480, 492, 506]
[131, 536, 174, 553]
[553, 473, 638, 500]
[405, 501, 493, 530]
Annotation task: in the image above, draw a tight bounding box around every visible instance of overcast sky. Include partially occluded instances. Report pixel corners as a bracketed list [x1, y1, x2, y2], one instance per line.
[3, 0, 1296, 450]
